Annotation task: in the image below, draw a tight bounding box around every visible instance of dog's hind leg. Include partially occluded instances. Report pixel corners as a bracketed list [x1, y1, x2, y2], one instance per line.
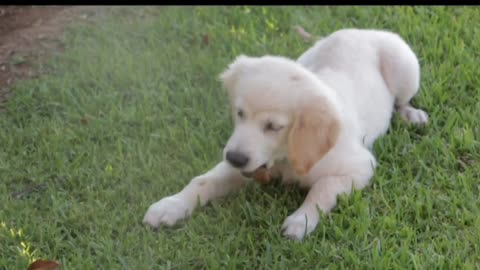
[378, 33, 429, 125]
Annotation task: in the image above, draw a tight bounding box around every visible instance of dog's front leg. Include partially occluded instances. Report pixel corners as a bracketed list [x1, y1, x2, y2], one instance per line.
[143, 161, 248, 228]
[281, 175, 357, 241]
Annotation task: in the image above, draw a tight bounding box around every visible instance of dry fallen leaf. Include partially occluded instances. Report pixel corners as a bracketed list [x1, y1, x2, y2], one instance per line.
[202, 34, 209, 46]
[80, 115, 88, 125]
[27, 259, 61, 270]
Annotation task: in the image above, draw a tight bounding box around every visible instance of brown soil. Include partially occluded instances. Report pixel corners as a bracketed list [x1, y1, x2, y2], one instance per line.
[0, 5, 106, 110]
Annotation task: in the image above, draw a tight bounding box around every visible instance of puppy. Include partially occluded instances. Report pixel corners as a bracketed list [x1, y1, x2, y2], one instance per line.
[143, 28, 428, 241]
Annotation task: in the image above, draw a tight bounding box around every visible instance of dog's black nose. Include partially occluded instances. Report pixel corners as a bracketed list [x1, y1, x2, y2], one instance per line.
[226, 151, 249, 168]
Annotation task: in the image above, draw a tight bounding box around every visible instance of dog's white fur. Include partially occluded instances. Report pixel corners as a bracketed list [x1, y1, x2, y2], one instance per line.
[143, 28, 428, 241]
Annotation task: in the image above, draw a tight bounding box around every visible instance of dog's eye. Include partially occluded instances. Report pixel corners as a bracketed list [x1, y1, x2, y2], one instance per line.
[237, 109, 244, 118]
[264, 121, 283, 132]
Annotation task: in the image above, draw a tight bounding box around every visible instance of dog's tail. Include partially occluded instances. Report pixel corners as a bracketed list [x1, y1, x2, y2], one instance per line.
[294, 25, 322, 42]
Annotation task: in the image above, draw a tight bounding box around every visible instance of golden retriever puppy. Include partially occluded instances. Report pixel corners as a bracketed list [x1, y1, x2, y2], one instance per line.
[143, 28, 428, 240]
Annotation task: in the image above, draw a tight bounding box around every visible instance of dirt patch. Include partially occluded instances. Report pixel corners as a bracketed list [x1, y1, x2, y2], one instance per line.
[0, 5, 106, 110]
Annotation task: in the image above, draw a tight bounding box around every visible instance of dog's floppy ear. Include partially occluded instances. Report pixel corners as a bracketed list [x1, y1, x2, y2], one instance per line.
[219, 54, 251, 91]
[288, 95, 341, 176]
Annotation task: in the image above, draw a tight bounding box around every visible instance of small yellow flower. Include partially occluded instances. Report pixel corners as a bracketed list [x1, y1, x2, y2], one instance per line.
[266, 19, 275, 31]
[105, 164, 113, 174]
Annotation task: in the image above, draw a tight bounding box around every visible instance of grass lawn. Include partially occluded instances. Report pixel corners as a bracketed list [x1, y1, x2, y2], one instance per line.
[1, 6, 480, 269]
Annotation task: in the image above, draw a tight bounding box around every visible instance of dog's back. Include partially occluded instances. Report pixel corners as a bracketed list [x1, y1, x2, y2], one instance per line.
[297, 29, 421, 148]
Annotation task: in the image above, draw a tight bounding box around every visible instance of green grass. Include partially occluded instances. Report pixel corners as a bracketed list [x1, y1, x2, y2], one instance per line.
[1, 6, 480, 269]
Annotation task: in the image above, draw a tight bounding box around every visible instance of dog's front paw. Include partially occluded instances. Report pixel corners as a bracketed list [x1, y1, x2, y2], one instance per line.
[281, 209, 319, 241]
[143, 196, 192, 228]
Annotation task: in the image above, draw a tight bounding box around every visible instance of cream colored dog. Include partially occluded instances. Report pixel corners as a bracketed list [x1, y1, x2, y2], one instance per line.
[143, 28, 428, 241]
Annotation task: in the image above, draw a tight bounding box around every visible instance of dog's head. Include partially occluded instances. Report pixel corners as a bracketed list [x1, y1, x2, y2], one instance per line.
[220, 55, 341, 177]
